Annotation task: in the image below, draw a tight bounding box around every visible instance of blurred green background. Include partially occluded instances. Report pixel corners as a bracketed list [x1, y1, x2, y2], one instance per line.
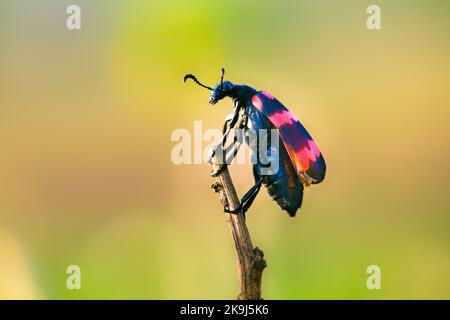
[1, 0, 449, 299]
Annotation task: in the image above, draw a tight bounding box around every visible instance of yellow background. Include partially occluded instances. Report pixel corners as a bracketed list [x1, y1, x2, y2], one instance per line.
[0, 0, 449, 299]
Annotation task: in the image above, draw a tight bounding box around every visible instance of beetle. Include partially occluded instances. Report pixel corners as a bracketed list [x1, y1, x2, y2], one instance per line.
[184, 68, 326, 217]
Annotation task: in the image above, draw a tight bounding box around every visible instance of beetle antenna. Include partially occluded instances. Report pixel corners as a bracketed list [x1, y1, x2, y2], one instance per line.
[183, 74, 213, 91]
[220, 68, 225, 90]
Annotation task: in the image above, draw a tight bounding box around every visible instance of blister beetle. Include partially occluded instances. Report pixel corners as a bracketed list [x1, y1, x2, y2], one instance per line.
[184, 68, 326, 217]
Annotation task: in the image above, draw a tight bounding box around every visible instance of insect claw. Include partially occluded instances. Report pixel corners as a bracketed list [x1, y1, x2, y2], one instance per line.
[224, 205, 241, 214]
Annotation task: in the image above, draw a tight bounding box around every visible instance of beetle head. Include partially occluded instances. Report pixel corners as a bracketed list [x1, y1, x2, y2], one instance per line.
[184, 68, 234, 105]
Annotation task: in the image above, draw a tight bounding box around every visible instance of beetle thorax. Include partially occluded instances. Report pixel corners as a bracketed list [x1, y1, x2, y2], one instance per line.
[230, 85, 258, 103]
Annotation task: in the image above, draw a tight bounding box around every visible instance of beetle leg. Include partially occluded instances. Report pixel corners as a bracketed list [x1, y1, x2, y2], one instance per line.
[224, 166, 263, 216]
[222, 116, 247, 165]
[220, 103, 241, 147]
[208, 112, 234, 171]
[208, 103, 241, 172]
[241, 166, 264, 215]
[211, 135, 242, 177]
[213, 110, 249, 177]
[224, 178, 263, 215]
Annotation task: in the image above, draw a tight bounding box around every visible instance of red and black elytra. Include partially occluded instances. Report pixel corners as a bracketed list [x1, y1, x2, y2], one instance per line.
[184, 68, 326, 217]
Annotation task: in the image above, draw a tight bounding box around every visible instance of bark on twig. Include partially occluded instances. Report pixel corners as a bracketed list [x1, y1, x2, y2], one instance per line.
[210, 152, 266, 300]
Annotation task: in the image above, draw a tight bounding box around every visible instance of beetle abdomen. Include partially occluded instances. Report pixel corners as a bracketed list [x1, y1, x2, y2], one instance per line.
[264, 145, 303, 217]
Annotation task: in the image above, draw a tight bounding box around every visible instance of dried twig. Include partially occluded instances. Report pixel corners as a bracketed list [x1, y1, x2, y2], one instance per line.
[210, 151, 267, 300]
